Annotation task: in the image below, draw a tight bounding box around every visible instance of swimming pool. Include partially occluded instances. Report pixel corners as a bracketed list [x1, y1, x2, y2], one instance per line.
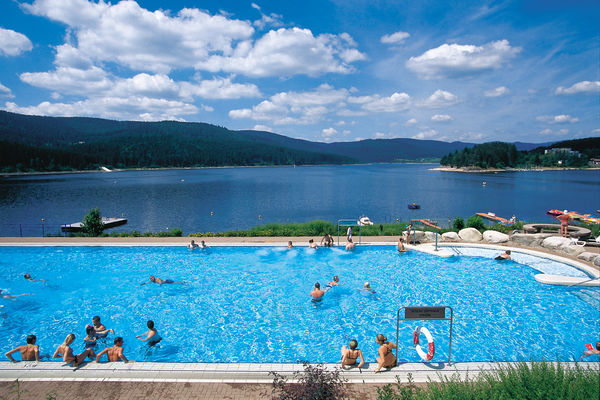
[0, 245, 598, 363]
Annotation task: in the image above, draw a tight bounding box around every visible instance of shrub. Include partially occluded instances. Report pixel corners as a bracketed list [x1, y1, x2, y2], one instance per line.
[452, 217, 465, 231]
[466, 215, 485, 231]
[81, 208, 104, 237]
[271, 363, 348, 400]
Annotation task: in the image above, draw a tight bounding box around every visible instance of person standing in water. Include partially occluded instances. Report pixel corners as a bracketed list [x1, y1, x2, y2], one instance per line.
[136, 320, 162, 346]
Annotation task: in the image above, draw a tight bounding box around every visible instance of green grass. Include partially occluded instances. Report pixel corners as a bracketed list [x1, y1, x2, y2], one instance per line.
[377, 362, 599, 400]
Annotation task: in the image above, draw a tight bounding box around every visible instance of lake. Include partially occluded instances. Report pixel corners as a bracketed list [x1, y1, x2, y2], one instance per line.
[0, 164, 598, 236]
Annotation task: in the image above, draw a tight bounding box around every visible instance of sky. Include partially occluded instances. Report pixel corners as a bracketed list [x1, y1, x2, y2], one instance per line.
[0, 0, 598, 144]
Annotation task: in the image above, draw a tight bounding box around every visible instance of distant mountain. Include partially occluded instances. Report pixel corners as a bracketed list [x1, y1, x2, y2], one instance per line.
[0, 110, 567, 173]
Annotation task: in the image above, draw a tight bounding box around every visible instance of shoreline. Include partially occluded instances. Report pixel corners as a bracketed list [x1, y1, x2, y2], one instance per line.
[430, 166, 600, 173]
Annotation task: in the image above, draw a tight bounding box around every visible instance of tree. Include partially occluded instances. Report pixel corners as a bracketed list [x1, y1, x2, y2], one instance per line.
[81, 208, 104, 237]
[466, 215, 486, 231]
[453, 217, 465, 231]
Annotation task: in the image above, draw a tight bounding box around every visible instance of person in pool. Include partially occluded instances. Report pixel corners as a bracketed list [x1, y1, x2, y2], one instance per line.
[310, 283, 325, 299]
[345, 238, 355, 251]
[139, 275, 186, 285]
[83, 326, 97, 348]
[340, 339, 365, 369]
[308, 239, 319, 249]
[23, 274, 46, 284]
[200, 240, 209, 248]
[495, 250, 511, 260]
[397, 238, 405, 252]
[136, 320, 162, 346]
[188, 240, 199, 249]
[580, 341, 600, 361]
[0, 289, 31, 300]
[86, 316, 114, 338]
[374, 334, 397, 373]
[95, 337, 134, 363]
[5, 335, 48, 362]
[287, 241, 294, 249]
[320, 234, 333, 247]
[325, 276, 341, 291]
[362, 282, 376, 294]
[53, 333, 95, 367]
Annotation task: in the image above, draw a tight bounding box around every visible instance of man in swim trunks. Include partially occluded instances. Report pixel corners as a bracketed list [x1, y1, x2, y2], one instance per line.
[310, 283, 325, 299]
[325, 276, 341, 292]
[5, 335, 46, 362]
[345, 238, 355, 251]
[308, 239, 319, 249]
[136, 320, 162, 346]
[23, 274, 46, 284]
[341, 339, 365, 369]
[397, 238, 405, 252]
[95, 337, 135, 363]
[139, 275, 186, 285]
[320, 234, 333, 247]
[287, 241, 294, 249]
[555, 212, 571, 237]
[86, 316, 114, 338]
[495, 250, 511, 260]
[374, 334, 397, 373]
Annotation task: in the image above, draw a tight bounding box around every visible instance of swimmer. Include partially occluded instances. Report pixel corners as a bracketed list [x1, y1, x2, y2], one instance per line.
[139, 275, 186, 285]
[340, 339, 365, 369]
[308, 239, 319, 249]
[23, 274, 46, 284]
[136, 320, 162, 346]
[86, 316, 114, 338]
[287, 241, 294, 249]
[53, 334, 95, 367]
[83, 326, 97, 348]
[345, 238, 355, 251]
[95, 337, 134, 363]
[188, 240, 199, 249]
[324, 276, 341, 292]
[495, 250, 511, 260]
[5, 335, 48, 362]
[397, 238, 405, 252]
[310, 282, 325, 299]
[374, 334, 397, 373]
[0, 289, 32, 300]
[200, 240, 209, 248]
[362, 282, 376, 294]
[580, 341, 600, 361]
[320, 234, 333, 247]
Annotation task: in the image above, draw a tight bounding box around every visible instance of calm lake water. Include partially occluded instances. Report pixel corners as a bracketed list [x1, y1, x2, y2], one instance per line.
[0, 164, 598, 236]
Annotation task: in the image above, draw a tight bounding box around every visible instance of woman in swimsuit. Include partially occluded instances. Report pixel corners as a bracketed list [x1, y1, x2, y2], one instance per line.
[340, 339, 364, 368]
[53, 333, 95, 367]
[374, 334, 397, 373]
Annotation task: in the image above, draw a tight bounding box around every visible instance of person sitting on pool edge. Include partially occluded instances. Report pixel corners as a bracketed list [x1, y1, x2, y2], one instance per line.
[86, 316, 114, 338]
[287, 241, 294, 249]
[310, 282, 324, 299]
[24, 274, 46, 284]
[374, 334, 397, 373]
[95, 337, 134, 363]
[308, 239, 319, 249]
[5, 335, 49, 362]
[345, 238, 356, 251]
[136, 320, 162, 346]
[495, 250, 511, 260]
[341, 339, 365, 369]
[53, 333, 95, 367]
[139, 275, 186, 285]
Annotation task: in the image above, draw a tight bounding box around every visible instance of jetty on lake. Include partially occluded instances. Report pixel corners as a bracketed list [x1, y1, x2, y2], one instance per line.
[61, 217, 127, 232]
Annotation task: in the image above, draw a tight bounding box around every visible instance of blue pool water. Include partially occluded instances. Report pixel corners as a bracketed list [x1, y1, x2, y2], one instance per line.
[0, 245, 598, 364]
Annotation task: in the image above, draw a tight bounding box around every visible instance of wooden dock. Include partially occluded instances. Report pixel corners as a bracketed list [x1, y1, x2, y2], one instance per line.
[61, 217, 127, 232]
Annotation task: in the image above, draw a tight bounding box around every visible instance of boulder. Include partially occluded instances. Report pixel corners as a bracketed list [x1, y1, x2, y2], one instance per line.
[424, 231, 439, 242]
[541, 236, 572, 250]
[458, 228, 482, 242]
[442, 232, 460, 242]
[510, 233, 547, 248]
[577, 252, 598, 262]
[563, 245, 587, 257]
[594, 257, 600, 268]
[483, 230, 509, 243]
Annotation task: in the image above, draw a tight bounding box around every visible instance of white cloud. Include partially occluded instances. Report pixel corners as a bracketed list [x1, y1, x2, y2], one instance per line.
[350, 92, 411, 112]
[536, 114, 579, 124]
[406, 118, 418, 125]
[4, 96, 197, 121]
[555, 81, 600, 95]
[0, 82, 13, 98]
[178, 77, 260, 100]
[412, 129, 437, 139]
[322, 127, 338, 137]
[251, 3, 283, 30]
[0, 27, 33, 56]
[374, 132, 386, 138]
[484, 86, 509, 97]
[431, 114, 452, 122]
[559, 128, 569, 134]
[20, 66, 113, 96]
[406, 40, 520, 79]
[418, 90, 459, 108]
[592, 129, 600, 134]
[539, 128, 553, 135]
[252, 124, 273, 132]
[380, 31, 410, 45]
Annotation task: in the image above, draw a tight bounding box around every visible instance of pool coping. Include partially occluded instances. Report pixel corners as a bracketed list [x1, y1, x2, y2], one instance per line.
[0, 361, 595, 383]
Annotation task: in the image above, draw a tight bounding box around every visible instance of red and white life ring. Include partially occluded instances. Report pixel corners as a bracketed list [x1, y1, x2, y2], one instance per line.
[413, 326, 435, 361]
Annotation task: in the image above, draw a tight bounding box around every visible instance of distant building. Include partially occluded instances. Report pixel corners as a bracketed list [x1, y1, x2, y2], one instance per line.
[589, 158, 600, 166]
[544, 147, 581, 157]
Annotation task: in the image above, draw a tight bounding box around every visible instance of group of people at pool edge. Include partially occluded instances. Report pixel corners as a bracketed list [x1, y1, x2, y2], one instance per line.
[5, 316, 161, 366]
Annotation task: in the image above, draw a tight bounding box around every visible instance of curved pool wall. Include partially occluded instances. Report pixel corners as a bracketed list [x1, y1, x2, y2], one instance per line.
[0, 242, 598, 365]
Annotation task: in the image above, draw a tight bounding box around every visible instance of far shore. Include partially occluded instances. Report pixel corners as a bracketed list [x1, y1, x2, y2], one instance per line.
[430, 166, 600, 173]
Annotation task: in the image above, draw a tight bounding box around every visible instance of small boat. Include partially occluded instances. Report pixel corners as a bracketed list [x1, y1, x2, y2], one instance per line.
[546, 209, 564, 216]
[358, 216, 374, 226]
[61, 217, 128, 232]
[408, 203, 420, 210]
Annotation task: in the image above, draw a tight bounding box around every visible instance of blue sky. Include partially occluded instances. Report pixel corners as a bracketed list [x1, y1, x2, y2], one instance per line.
[0, 0, 598, 143]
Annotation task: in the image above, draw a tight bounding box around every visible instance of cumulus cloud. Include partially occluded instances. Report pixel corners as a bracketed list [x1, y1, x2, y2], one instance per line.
[555, 81, 600, 95]
[251, 3, 283, 30]
[412, 129, 437, 139]
[350, 92, 411, 112]
[406, 118, 418, 125]
[536, 114, 579, 124]
[484, 86, 509, 97]
[418, 90, 459, 108]
[0, 27, 33, 56]
[252, 124, 273, 132]
[0, 82, 14, 98]
[380, 31, 410, 45]
[539, 128, 553, 135]
[374, 132, 386, 138]
[406, 40, 520, 79]
[322, 127, 338, 140]
[431, 114, 452, 122]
